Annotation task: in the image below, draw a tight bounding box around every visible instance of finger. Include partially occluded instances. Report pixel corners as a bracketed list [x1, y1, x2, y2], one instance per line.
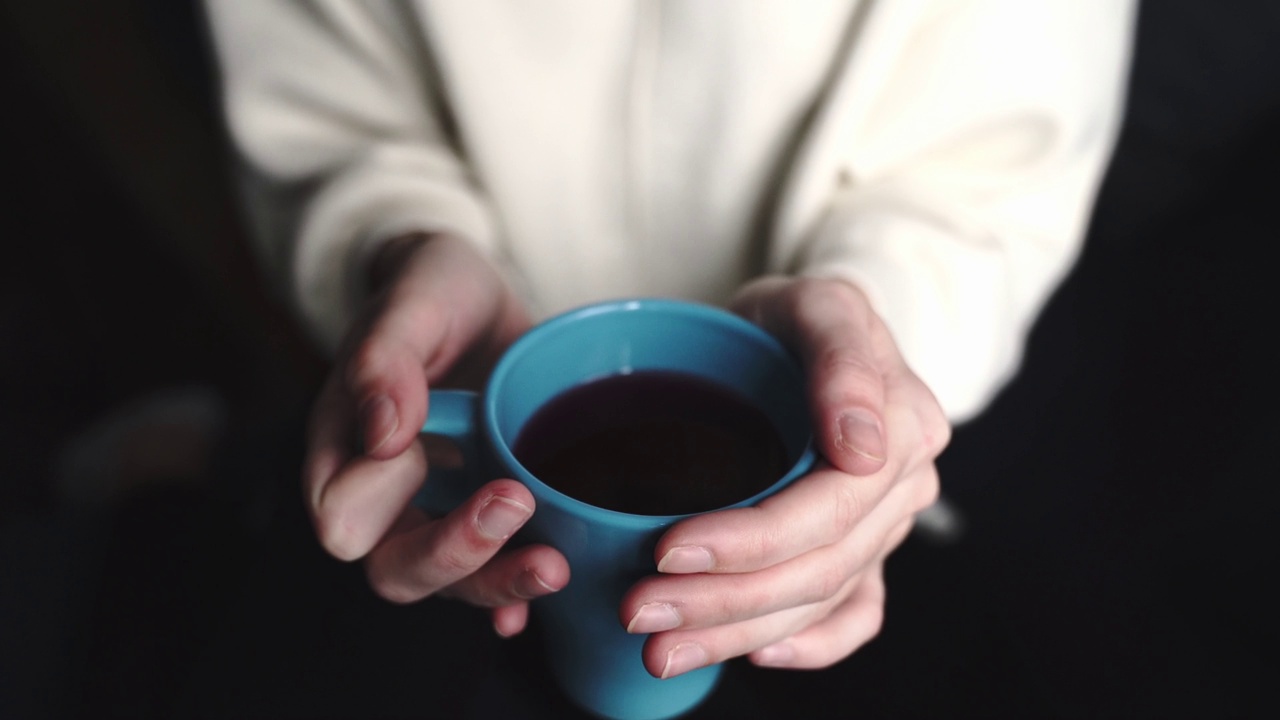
[653, 398, 939, 581]
[902, 366, 953, 460]
[735, 278, 888, 476]
[310, 438, 428, 561]
[637, 573, 859, 679]
[750, 565, 887, 669]
[303, 373, 355, 511]
[625, 470, 923, 632]
[363, 479, 539, 604]
[345, 314, 436, 460]
[346, 235, 512, 460]
[438, 542, 569, 608]
[652, 461, 895, 575]
[492, 603, 530, 638]
[882, 515, 916, 557]
[790, 280, 890, 475]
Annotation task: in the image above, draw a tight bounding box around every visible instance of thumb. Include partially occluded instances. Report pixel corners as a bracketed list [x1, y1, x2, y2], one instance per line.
[345, 277, 454, 459]
[814, 359, 887, 477]
[344, 233, 522, 460]
[737, 277, 888, 476]
[802, 301, 887, 477]
[347, 328, 432, 460]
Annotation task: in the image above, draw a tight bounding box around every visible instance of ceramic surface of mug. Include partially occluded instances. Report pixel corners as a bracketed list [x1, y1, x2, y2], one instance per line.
[417, 299, 815, 720]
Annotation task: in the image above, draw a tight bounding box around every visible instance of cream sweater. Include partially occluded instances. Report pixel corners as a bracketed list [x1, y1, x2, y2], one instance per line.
[205, 0, 1136, 422]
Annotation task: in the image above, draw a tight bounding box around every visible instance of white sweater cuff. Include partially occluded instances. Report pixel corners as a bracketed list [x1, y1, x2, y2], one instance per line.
[293, 144, 497, 352]
[799, 200, 1024, 424]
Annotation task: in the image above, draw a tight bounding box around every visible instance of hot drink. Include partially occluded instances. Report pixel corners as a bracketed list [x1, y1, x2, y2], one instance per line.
[419, 299, 815, 717]
[513, 370, 789, 515]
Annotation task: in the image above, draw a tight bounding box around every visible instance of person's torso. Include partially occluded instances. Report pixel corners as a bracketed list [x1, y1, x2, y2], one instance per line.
[414, 0, 862, 315]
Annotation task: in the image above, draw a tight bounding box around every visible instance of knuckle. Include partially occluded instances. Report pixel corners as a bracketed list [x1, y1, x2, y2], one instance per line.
[796, 278, 873, 331]
[709, 588, 743, 620]
[347, 337, 388, 389]
[912, 465, 942, 513]
[447, 575, 504, 608]
[887, 519, 914, 551]
[816, 345, 878, 385]
[917, 396, 952, 457]
[801, 275, 861, 310]
[830, 481, 866, 536]
[863, 604, 886, 645]
[793, 585, 887, 669]
[805, 563, 851, 605]
[428, 541, 481, 578]
[365, 560, 420, 605]
[731, 582, 777, 620]
[779, 276, 815, 315]
[313, 512, 367, 562]
[803, 604, 885, 671]
[804, 647, 854, 671]
[925, 416, 952, 457]
[350, 337, 380, 373]
[744, 508, 785, 563]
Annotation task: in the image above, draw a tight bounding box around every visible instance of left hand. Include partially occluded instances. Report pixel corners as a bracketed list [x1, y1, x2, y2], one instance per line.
[618, 276, 950, 678]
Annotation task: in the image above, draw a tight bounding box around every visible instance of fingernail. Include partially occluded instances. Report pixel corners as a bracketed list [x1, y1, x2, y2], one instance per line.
[626, 603, 683, 634]
[493, 618, 516, 638]
[657, 546, 713, 574]
[837, 409, 885, 462]
[513, 568, 557, 600]
[360, 394, 398, 453]
[477, 496, 532, 540]
[661, 642, 709, 679]
[754, 642, 795, 667]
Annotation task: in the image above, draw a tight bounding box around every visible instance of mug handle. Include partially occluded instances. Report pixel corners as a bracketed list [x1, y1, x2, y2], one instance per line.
[416, 389, 483, 516]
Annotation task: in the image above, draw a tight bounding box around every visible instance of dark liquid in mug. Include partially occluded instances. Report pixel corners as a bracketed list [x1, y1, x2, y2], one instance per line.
[512, 370, 790, 515]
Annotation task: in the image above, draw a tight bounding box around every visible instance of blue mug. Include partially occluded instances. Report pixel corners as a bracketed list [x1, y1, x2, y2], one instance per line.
[417, 299, 815, 720]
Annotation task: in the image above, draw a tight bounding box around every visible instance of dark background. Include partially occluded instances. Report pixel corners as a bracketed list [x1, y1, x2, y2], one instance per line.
[2, 1, 1276, 718]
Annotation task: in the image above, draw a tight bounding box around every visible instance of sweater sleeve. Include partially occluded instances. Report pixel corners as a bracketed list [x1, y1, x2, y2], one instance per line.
[782, 0, 1137, 422]
[203, 0, 498, 352]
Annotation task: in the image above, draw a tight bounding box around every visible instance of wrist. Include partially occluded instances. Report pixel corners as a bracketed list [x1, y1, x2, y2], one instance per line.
[365, 232, 439, 296]
[732, 274, 875, 324]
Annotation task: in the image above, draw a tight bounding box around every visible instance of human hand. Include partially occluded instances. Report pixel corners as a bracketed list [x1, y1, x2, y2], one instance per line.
[618, 277, 949, 677]
[304, 233, 569, 636]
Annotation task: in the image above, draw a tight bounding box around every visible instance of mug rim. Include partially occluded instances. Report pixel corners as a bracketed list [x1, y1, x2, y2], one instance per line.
[481, 297, 816, 529]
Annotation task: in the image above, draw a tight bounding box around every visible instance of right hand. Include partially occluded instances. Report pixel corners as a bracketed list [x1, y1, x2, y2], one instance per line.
[303, 233, 569, 637]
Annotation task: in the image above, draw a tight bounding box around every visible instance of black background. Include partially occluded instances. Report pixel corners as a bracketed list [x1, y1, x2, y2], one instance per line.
[2, 1, 1277, 718]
